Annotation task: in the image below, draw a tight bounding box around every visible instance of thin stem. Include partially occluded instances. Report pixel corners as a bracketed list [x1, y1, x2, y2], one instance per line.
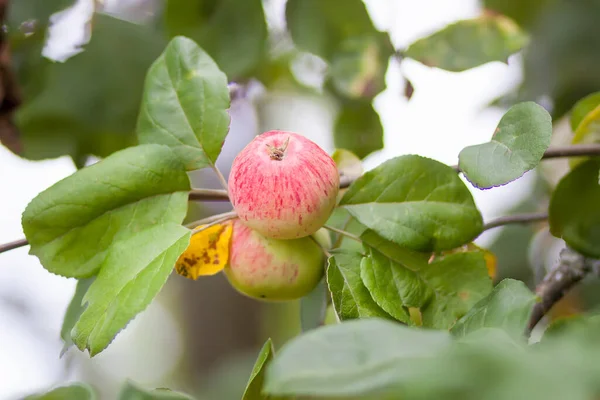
[192, 214, 237, 235]
[0, 238, 28, 254]
[188, 188, 229, 201]
[323, 225, 362, 243]
[482, 212, 548, 232]
[333, 217, 353, 248]
[185, 211, 237, 229]
[212, 165, 229, 193]
[310, 235, 332, 258]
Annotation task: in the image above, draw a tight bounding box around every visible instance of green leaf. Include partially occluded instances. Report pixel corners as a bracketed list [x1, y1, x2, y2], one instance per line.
[118, 381, 195, 400]
[264, 319, 452, 397]
[570, 103, 600, 168]
[137, 36, 230, 171]
[243, 339, 275, 400]
[361, 233, 493, 329]
[16, 13, 166, 162]
[340, 155, 483, 252]
[458, 102, 553, 189]
[521, 0, 600, 119]
[285, 0, 379, 60]
[360, 250, 424, 323]
[451, 279, 537, 339]
[419, 252, 493, 328]
[334, 102, 384, 159]
[24, 383, 97, 400]
[60, 277, 95, 356]
[404, 14, 528, 72]
[360, 230, 431, 273]
[327, 252, 392, 320]
[329, 33, 394, 99]
[22, 144, 190, 278]
[549, 158, 600, 258]
[164, 0, 267, 79]
[72, 224, 191, 356]
[570, 92, 600, 132]
[300, 279, 327, 332]
[264, 312, 600, 399]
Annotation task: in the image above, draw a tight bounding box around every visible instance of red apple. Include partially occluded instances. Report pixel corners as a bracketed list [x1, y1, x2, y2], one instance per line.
[228, 130, 340, 239]
[224, 220, 331, 301]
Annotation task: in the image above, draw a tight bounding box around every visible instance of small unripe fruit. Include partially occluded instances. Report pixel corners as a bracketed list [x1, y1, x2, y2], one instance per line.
[228, 130, 340, 239]
[224, 220, 331, 301]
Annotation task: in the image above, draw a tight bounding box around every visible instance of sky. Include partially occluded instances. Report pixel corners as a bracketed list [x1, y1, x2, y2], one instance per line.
[0, 0, 537, 398]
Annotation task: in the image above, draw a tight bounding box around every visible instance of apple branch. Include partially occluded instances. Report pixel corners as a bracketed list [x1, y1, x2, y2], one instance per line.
[482, 212, 548, 232]
[188, 188, 230, 201]
[525, 247, 600, 337]
[0, 238, 28, 254]
[451, 143, 600, 172]
[2, 143, 598, 255]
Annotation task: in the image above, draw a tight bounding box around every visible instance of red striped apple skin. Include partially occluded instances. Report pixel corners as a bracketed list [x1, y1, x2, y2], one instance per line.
[228, 130, 339, 239]
[224, 220, 331, 301]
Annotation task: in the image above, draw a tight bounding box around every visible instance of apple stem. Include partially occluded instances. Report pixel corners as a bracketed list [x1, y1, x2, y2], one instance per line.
[186, 211, 238, 229]
[212, 165, 230, 192]
[309, 235, 332, 258]
[191, 214, 238, 235]
[266, 136, 291, 161]
[323, 225, 362, 243]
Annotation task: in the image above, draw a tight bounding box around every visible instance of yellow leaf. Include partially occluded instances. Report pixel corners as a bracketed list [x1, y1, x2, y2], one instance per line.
[570, 104, 600, 168]
[174, 222, 233, 280]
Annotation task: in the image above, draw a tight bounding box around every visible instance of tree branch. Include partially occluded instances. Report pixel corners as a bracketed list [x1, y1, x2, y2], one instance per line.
[482, 212, 548, 232]
[0, 238, 28, 254]
[525, 247, 600, 336]
[542, 143, 600, 159]
[188, 176, 353, 203]
[3, 143, 599, 253]
[451, 143, 600, 172]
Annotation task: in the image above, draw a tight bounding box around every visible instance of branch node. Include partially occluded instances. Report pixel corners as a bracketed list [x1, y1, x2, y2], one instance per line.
[526, 247, 597, 337]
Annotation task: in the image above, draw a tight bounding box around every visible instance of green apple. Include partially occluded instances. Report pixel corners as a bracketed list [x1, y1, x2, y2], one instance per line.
[224, 220, 331, 301]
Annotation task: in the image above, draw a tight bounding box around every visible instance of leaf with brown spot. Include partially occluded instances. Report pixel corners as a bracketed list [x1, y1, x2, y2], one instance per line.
[175, 222, 233, 280]
[436, 243, 498, 280]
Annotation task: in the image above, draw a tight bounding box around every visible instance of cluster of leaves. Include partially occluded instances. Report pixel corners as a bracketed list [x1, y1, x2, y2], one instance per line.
[8, 0, 534, 165]
[33, 282, 600, 400]
[251, 281, 600, 400]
